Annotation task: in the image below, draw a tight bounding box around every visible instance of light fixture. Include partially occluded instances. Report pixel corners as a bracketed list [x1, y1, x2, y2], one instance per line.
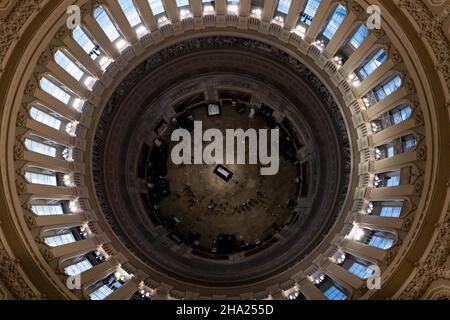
[180, 9, 192, 19]
[98, 56, 112, 71]
[333, 56, 343, 67]
[251, 8, 262, 18]
[136, 25, 148, 38]
[293, 25, 306, 38]
[69, 199, 81, 213]
[72, 98, 84, 112]
[354, 227, 365, 241]
[115, 39, 128, 51]
[83, 76, 96, 90]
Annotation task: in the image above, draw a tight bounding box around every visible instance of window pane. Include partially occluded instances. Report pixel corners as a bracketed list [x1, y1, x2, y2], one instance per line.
[72, 27, 99, 59]
[25, 139, 57, 157]
[348, 262, 370, 279]
[349, 25, 368, 49]
[94, 7, 120, 42]
[65, 259, 93, 276]
[90, 285, 114, 300]
[386, 175, 400, 187]
[368, 235, 394, 250]
[118, 0, 142, 27]
[148, 0, 165, 15]
[176, 0, 190, 7]
[29, 107, 62, 130]
[40, 77, 71, 104]
[357, 49, 387, 80]
[25, 172, 57, 186]
[380, 206, 402, 217]
[45, 233, 76, 247]
[324, 286, 347, 300]
[301, 0, 321, 25]
[54, 50, 84, 81]
[277, 0, 291, 14]
[32, 204, 64, 216]
[376, 75, 402, 100]
[322, 5, 347, 40]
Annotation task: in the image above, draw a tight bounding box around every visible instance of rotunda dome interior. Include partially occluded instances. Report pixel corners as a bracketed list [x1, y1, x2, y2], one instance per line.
[0, 0, 449, 301]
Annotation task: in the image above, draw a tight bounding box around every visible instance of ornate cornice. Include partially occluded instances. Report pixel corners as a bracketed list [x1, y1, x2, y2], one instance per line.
[0, 0, 44, 73]
[0, 243, 39, 300]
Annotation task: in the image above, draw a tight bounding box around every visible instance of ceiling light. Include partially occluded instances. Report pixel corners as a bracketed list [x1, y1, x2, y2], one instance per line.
[136, 26, 148, 38]
[115, 39, 128, 51]
[251, 8, 262, 18]
[72, 98, 84, 112]
[99, 56, 112, 71]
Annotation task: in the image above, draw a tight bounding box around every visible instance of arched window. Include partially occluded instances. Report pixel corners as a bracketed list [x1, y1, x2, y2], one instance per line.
[54, 50, 84, 81]
[367, 200, 403, 217]
[89, 273, 126, 300]
[32, 204, 64, 216]
[72, 27, 101, 59]
[355, 49, 387, 80]
[148, 0, 165, 15]
[321, 4, 347, 40]
[24, 139, 56, 157]
[118, 0, 142, 27]
[277, 0, 291, 14]
[349, 25, 369, 49]
[94, 7, 121, 42]
[370, 104, 412, 133]
[363, 74, 402, 107]
[374, 169, 401, 188]
[29, 106, 62, 130]
[45, 233, 76, 247]
[25, 171, 58, 186]
[40, 77, 71, 105]
[367, 231, 395, 250]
